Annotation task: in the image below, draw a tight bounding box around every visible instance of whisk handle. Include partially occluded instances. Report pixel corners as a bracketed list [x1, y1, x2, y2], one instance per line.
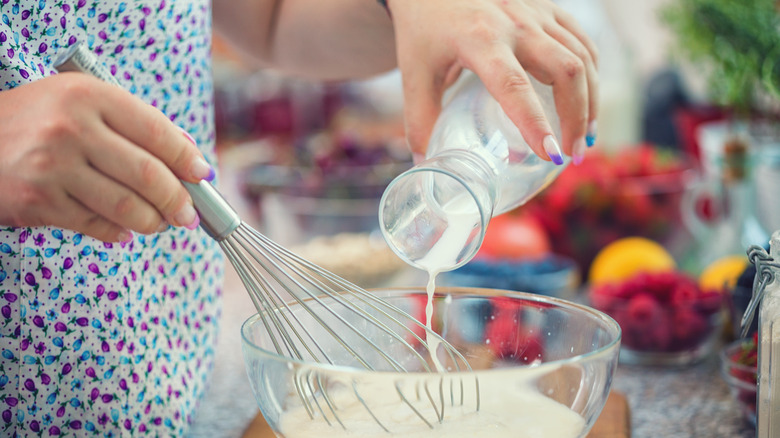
[54, 44, 242, 242]
[183, 180, 241, 241]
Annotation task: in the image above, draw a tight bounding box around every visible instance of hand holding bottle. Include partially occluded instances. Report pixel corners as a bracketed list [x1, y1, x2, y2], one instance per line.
[386, 0, 598, 164]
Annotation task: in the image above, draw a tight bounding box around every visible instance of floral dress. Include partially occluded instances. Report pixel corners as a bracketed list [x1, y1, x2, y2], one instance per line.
[0, 0, 224, 436]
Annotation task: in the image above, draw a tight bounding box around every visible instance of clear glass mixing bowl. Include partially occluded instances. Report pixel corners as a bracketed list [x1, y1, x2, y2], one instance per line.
[241, 287, 621, 438]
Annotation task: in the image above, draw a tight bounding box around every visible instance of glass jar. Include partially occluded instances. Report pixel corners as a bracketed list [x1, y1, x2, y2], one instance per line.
[379, 70, 567, 273]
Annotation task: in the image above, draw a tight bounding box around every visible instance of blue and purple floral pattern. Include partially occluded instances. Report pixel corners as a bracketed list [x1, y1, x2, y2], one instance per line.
[0, 0, 223, 436]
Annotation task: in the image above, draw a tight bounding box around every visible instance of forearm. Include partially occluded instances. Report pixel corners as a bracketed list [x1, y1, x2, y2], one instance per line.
[212, 0, 397, 80]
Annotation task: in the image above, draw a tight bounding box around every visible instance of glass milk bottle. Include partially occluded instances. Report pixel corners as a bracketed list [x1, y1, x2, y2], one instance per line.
[379, 70, 567, 273]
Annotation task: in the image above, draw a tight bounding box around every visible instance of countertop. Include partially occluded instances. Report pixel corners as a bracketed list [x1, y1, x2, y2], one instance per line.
[186, 264, 756, 438]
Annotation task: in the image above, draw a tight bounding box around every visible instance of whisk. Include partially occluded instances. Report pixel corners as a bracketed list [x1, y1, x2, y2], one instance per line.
[54, 44, 479, 432]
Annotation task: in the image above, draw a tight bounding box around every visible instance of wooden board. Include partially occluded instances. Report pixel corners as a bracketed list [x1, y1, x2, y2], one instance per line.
[242, 391, 630, 438]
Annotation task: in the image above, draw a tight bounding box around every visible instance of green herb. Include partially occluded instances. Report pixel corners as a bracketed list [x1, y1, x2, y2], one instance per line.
[661, 0, 780, 115]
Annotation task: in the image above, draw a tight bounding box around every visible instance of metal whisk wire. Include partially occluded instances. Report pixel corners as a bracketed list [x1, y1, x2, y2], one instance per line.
[54, 44, 480, 432]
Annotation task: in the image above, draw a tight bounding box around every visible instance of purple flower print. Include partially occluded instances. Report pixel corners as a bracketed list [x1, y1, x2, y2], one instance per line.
[110, 64, 117, 76]
[122, 15, 131, 26]
[34, 342, 46, 355]
[86, 368, 96, 379]
[19, 68, 29, 79]
[24, 379, 36, 392]
[88, 263, 100, 274]
[24, 273, 36, 286]
[158, 0, 165, 11]
[96, 285, 105, 298]
[61, 3, 70, 13]
[67, 35, 77, 46]
[114, 45, 124, 54]
[49, 425, 61, 435]
[76, 0, 86, 9]
[155, 73, 163, 83]
[43, 13, 52, 25]
[124, 419, 132, 430]
[56, 405, 65, 417]
[63, 257, 73, 270]
[90, 388, 100, 401]
[98, 13, 108, 23]
[20, 229, 28, 243]
[30, 420, 40, 432]
[60, 15, 66, 29]
[40, 373, 51, 385]
[98, 30, 107, 40]
[20, 338, 30, 351]
[75, 317, 88, 327]
[70, 420, 82, 430]
[60, 302, 70, 313]
[32, 316, 45, 329]
[21, 28, 29, 39]
[54, 322, 67, 332]
[107, 291, 119, 300]
[21, 9, 30, 20]
[98, 413, 109, 425]
[0, 32, 5, 43]
[139, 424, 147, 433]
[3, 293, 16, 303]
[34, 233, 46, 246]
[41, 266, 52, 279]
[5, 397, 18, 407]
[7, 48, 14, 59]
[101, 341, 109, 352]
[101, 394, 113, 403]
[1, 306, 9, 318]
[61, 363, 72, 376]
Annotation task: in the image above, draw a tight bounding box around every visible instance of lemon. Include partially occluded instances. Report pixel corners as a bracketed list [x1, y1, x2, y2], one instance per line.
[698, 255, 749, 291]
[589, 237, 677, 286]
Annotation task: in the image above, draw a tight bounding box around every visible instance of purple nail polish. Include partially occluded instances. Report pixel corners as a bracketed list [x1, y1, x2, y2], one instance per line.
[185, 214, 200, 231]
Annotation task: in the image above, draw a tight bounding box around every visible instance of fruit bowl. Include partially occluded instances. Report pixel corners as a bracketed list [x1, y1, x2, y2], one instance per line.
[589, 271, 724, 366]
[241, 287, 621, 437]
[720, 337, 758, 426]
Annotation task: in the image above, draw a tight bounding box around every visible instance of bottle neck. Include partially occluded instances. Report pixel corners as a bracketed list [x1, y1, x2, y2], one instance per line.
[379, 149, 497, 272]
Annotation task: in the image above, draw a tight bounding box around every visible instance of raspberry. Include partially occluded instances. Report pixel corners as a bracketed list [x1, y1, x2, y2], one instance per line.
[626, 294, 663, 329]
[670, 281, 699, 308]
[672, 308, 709, 349]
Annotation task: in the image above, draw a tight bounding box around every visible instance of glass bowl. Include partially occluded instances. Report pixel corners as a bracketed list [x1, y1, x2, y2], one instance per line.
[241, 287, 621, 437]
[720, 339, 758, 426]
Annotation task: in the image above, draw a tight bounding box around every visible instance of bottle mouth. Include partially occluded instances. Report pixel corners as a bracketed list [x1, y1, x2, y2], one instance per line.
[379, 160, 492, 273]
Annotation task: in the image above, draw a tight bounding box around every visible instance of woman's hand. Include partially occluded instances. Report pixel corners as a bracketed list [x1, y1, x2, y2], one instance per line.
[0, 73, 213, 242]
[387, 0, 598, 165]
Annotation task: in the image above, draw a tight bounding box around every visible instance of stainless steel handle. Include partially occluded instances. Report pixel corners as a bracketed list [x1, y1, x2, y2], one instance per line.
[182, 180, 241, 240]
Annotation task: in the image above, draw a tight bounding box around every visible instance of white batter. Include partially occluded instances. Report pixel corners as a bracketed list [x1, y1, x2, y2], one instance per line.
[277, 365, 585, 437]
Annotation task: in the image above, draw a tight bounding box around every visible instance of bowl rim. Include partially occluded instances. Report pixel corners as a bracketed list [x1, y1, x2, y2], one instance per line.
[240, 286, 622, 376]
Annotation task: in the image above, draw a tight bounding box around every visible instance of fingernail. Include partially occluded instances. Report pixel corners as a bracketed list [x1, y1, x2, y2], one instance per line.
[118, 230, 134, 243]
[543, 135, 564, 165]
[155, 222, 170, 233]
[586, 120, 598, 147]
[573, 137, 587, 166]
[174, 204, 199, 230]
[412, 153, 425, 165]
[191, 157, 215, 182]
[181, 129, 196, 145]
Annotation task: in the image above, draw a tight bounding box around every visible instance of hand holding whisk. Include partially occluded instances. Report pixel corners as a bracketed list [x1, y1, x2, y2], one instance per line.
[54, 43, 478, 432]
